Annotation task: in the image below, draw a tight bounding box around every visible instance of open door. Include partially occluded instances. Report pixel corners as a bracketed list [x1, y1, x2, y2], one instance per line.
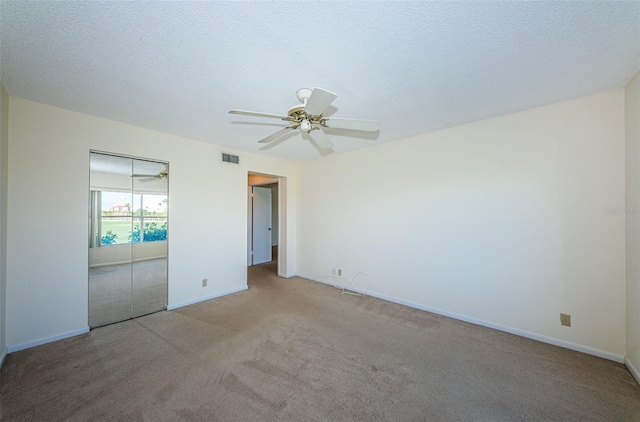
[251, 186, 272, 265]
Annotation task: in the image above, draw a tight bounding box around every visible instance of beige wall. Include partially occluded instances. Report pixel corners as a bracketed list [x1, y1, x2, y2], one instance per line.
[0, 83, 8, 364]
[626, 71, 640, 381]
[6, 97, 298, 350]
[297, 89, 626, 360]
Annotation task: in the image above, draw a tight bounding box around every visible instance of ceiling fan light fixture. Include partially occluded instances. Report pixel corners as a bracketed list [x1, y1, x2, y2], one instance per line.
[300, 119, 311, 132]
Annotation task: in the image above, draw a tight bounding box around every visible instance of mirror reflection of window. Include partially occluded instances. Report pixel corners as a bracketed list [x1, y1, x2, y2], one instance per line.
[132, 193, 167, 243]
[99, 191, 134, 245]
[90, 191, 168, 245]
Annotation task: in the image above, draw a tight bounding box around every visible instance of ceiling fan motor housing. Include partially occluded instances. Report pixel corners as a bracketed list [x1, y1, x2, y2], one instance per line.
[296, 88, 313, 104]
[287, 105, 324, 131]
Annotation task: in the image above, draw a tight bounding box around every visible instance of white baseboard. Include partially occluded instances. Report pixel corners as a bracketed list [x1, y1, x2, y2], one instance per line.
[0, 346, 7, 369]
[297, 273, 625, 364]
[278, 272, 296, 278]
[625, 357, 640, 385]
[7, 327, 90, 354]
[167, 285, 248, 311]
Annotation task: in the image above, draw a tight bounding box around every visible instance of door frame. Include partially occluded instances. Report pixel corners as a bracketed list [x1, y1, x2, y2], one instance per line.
[248, 186, 272, 265]
[248, 172, 287, 277]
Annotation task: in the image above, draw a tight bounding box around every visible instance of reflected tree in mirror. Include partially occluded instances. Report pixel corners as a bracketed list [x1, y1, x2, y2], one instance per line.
[129, 222, 167, 243]
[101, 231, 118, 245]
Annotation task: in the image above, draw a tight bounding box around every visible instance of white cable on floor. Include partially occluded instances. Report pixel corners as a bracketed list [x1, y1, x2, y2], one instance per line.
[316, 272, 370, 297]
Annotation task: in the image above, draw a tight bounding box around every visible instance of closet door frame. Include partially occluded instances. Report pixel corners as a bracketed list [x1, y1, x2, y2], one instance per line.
[88, 150, 169, 328]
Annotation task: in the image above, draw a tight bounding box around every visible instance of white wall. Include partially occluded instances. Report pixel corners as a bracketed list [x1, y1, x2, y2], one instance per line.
[626, 71, 640, 380]
[6, 97, 298, 350]
[0, 83, 9, 365]
[297, 89, 626, 359]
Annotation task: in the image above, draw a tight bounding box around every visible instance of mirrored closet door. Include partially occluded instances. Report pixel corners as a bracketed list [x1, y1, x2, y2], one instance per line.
[88, 152, 169, 328]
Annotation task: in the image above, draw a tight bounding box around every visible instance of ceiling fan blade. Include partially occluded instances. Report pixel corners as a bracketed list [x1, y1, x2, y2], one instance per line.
[137, 177, 158, 182]
[304, 88, 337, 116]
[323, 117, 379, 132]
[309, 128, 334, 150]
[229, 109, 292, 120]
[258, 126, 295, 144]
[131, 174, 158, 178]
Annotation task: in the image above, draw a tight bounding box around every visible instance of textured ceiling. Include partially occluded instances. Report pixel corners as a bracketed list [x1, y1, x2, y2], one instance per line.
[2, 1, 639, 162]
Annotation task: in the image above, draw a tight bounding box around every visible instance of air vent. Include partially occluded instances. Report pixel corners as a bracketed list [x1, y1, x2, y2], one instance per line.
[222, 153, 239, 164]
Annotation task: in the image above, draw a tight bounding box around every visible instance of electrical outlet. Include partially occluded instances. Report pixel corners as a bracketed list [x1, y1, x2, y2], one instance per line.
[560, 313, 571, 327]
[202, 279, 208, 287]
[332, 268, 336, 275]
[338, 269, 342, 277]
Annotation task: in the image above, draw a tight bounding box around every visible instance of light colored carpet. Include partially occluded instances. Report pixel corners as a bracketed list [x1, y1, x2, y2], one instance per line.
[2, 262, 639, 421]
[89, 258, 168, 327]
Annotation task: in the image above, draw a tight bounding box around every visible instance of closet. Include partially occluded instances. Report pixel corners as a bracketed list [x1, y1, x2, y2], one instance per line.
[88, 152, 169, 327]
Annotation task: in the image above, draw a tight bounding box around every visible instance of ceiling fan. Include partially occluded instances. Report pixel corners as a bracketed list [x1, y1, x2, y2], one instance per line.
[131, 167, 168, 183]
[229, 88, 379, 151]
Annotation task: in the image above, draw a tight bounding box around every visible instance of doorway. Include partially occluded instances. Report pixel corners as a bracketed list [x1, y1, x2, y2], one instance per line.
[88, 151, 169, 328]
[248, 173, 281, 273]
